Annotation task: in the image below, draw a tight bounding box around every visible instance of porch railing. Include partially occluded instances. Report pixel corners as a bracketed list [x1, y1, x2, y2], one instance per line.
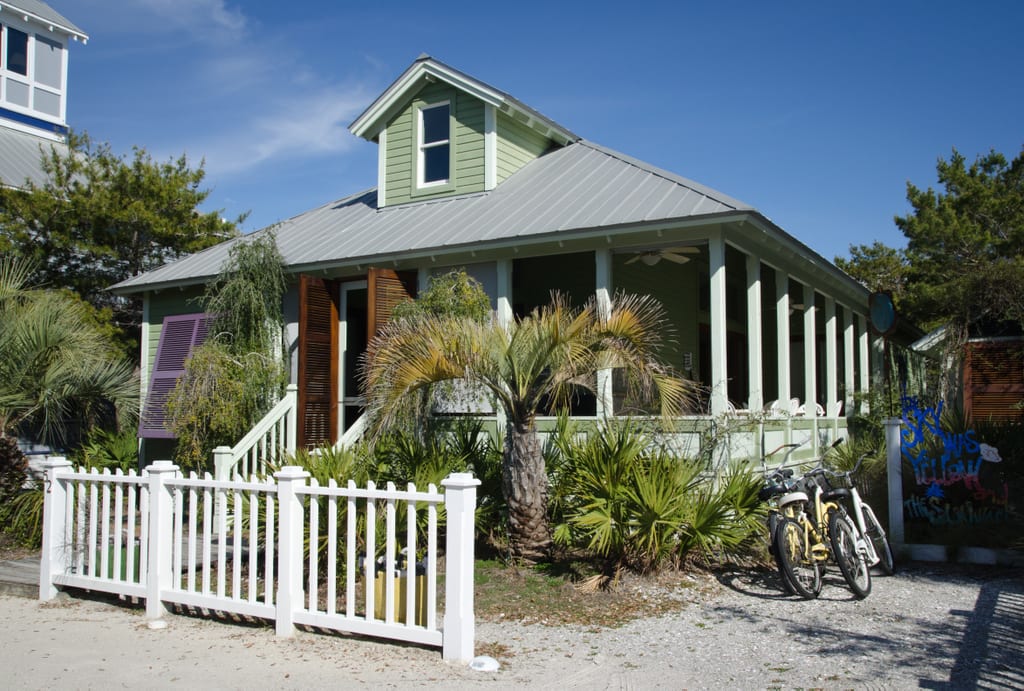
[213, 384, 298, 481]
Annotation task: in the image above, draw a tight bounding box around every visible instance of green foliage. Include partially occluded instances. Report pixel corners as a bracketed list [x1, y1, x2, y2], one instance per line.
[550, 421, 764, 572]
[0, 256, 138, 445]
[166, 234, 288, 472]
[166, 342, 282, 472]
[76, 427, 139, 473]
[835, 241, 909, 299]
[202, 231, 288, 355]
[2, 483, 44, 547]
[0, 131, 244, 359]
[391, 268, 491, 322]
[0, 436, 28, 503]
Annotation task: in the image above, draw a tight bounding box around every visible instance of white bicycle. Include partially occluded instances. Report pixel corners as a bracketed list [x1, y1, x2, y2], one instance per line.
[819, 452, 895, 576]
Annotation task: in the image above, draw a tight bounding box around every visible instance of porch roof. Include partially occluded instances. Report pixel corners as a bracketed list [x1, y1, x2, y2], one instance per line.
[111, 139, 860, 300]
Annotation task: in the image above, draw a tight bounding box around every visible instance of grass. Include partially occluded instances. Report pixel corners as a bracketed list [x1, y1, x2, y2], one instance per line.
[472, 557, 713, 629]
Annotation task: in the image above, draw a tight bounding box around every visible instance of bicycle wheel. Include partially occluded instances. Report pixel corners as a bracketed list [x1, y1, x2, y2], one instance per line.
[828, 510, 871, 598]
[861, 503, 895, 575]
[774, 517, 822, 599]
[768, 512, 795, 595]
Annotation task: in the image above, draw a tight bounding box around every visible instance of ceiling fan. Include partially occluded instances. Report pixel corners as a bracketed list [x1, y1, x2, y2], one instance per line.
[624, 246, 700, 266]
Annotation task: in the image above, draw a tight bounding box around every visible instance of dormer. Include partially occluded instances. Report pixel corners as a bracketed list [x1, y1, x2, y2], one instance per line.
[0, 0, 87, 142]
[349, 55, 578, 208]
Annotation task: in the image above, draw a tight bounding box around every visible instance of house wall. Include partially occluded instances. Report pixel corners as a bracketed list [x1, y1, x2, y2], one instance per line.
[383, 82, 486, 206]
[496, 111, 551, 183]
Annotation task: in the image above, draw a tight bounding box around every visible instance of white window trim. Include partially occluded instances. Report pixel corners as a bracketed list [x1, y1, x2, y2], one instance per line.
[0, 16, 68, 126]
[416, 100, 451, 189]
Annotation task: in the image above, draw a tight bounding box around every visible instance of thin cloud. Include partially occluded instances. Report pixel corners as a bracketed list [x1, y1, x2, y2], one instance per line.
[136, 0, 247, 41]
[192, 86, 371, 176]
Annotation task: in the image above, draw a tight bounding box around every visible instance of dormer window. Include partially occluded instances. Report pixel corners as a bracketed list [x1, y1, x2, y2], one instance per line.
[418, 102, 450, 187]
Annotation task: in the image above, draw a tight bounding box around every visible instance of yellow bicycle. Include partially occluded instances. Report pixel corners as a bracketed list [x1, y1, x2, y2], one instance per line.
[774, 442, 872, 599]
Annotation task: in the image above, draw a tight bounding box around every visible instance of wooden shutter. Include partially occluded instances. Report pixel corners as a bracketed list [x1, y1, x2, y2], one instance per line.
[964, 340, 1024, 421]
[139, 313, 211, 438]
[368, 267, 417, 336]
[297, 275, 339, 449]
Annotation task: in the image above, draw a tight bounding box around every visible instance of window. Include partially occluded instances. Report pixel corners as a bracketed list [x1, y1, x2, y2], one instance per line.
[1, 22, 65, 123]
[418, 102, 450, 187]
[4, 25, 27, 75]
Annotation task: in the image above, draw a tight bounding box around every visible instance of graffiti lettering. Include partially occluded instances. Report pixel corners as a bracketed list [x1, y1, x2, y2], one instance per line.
[900, 395, 1009, 528]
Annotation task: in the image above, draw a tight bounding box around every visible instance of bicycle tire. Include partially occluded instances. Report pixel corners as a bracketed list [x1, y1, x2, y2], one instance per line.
[774, 517, 822, 600]
[767, 512, 796, 595]
[861, 503, 895, 575]
[828, 510, 871, 598]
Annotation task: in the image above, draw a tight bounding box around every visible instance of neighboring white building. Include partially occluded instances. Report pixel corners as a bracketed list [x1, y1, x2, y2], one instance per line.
[0, 0, 87, 189]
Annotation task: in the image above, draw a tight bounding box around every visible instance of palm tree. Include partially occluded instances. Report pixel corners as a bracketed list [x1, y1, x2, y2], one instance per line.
[0, 257, 137, 444]
[361, 292, 691, 561]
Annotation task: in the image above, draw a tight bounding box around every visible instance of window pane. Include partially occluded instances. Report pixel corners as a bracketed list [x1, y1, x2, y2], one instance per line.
[423, 144, 449, 183]
[34, 87, 60, 115]
[34, 34, 63, 88]
[6, 26, 27, 75]
[6, 78, 29, 107]
[421, 104, 449, 144]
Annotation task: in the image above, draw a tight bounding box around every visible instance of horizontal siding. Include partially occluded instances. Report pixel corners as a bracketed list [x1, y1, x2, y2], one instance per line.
[497, 112, 552, 183]
[385, 105, 414, 205]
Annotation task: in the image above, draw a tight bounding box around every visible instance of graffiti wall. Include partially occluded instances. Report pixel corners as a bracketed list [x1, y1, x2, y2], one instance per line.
[901, 395, 1014, 546]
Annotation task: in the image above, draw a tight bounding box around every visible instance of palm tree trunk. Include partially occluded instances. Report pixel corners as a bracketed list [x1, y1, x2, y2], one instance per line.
[502, 417, 550, 561]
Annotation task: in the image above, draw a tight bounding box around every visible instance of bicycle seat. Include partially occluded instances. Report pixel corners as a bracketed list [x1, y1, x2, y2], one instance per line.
[778, 491, 808, 507]
[823, 488, 852, 502]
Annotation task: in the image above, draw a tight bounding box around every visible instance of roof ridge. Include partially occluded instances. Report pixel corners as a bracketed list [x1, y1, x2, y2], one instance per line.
[576, 140, 753, 212]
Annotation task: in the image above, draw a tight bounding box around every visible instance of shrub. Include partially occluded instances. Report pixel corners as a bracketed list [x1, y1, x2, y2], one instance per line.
[0, 436, 28, 502]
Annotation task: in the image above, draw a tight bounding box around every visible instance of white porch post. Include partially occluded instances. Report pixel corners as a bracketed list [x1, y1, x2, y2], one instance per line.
[496, 259, 513, 330]
[858, 313, 870, 413]
[746, 254, 763, 412]
[595, 249, 614, 418]
[802, 284, 817, 416]
[708, 231, 728, 415]
[775, 269, 791, 406]
[843, 308, 855, 417]
[824, 297, 838, 415]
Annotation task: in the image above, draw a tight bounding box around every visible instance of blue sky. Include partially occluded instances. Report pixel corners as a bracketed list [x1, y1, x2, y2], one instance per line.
[55, 0, 1023, 263]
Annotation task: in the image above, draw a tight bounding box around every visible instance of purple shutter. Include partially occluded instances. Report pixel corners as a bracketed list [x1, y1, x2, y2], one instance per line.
[139, 313, 211, 438]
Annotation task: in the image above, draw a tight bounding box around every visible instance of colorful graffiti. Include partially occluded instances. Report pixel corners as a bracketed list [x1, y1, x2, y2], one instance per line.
[901, 395, 1009, 528]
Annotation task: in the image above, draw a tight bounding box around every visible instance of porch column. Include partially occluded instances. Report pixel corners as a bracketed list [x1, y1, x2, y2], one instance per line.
[802, 284, 817, 415]
[595, 249, 613, 418]
[746, 253, 763, 411]
[843, 307, 855, 417]
[858, 313, 870, 413]
[775, 269, 791, 406]
[496, 259, 513, 329]
[708, 231, 728, 415]
[824, 296, 838, 415]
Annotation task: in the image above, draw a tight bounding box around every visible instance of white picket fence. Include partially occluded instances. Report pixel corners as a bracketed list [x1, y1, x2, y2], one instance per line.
[38, 458, 480, 662]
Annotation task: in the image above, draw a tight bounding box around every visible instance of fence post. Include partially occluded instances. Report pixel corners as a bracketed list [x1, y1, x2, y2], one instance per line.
[39, 456, 73, 601]
[884, 418, 904, 546]
[275, 465, 309, 637]
[212, 446, 233, 482]
[146, 460, 179, 621]
[441, 472, 480, 662]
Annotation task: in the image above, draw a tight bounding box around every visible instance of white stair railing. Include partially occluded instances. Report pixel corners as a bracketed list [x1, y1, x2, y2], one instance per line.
[336, 412, 367, 449]
[213, 384, 298, 480]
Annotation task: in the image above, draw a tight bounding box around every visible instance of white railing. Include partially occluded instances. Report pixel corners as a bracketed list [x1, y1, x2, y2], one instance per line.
[39, 458, 480, 662]
[213, 384, 298, 481]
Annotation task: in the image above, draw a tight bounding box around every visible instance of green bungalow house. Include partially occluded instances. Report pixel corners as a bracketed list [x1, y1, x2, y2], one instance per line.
[112, 55, 882, 473]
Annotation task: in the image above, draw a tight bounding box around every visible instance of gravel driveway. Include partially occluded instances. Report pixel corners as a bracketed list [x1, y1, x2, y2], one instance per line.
[3, 562, 1021, 689]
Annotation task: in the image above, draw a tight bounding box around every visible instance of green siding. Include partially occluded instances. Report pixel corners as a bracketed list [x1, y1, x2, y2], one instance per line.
[614, 256, 701, 377]
[496, 111, 551, 183]
[382, 82, 486, 206]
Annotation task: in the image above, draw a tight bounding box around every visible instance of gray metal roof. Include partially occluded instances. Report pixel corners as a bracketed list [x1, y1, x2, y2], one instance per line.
[111, 140, 755, 293]
[0, 125, 64, 189]
[1, 1, 87, 39]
